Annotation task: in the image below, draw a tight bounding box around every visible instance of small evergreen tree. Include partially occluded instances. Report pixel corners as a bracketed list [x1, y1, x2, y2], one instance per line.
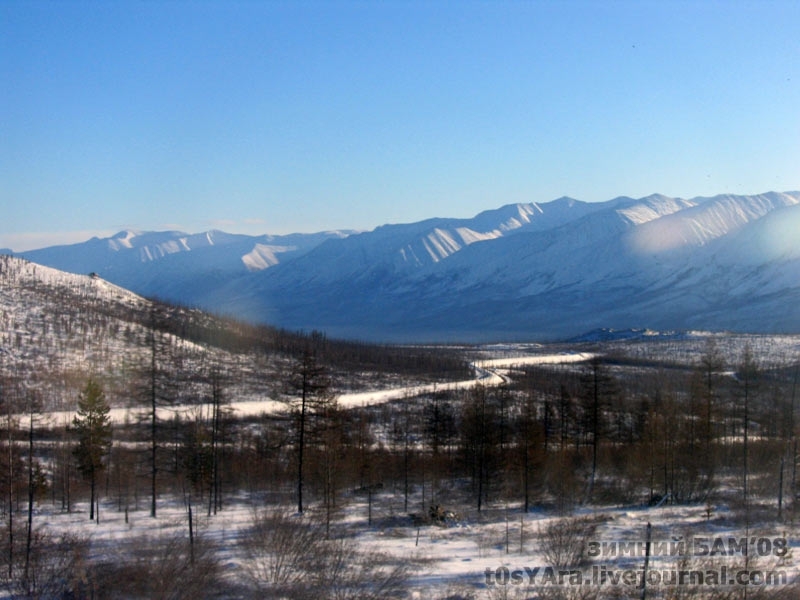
[72, 378, 112, 520]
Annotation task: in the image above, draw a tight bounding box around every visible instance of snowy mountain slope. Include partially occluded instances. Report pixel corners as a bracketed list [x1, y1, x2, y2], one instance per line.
[255, 197, 603, 289]
[0, 255, 289, 414]
[0, 254, 151, 388]
[13, 191, 800, 342]
[625, 191, 799, 254]
[22, 229, 354, 272]
[0, 254, 293, 412]
[19, 229, 353, 303]
[219, 192, 800, 341]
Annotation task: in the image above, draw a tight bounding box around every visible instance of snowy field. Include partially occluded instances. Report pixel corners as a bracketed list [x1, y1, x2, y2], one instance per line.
[13, 485, 798, 599]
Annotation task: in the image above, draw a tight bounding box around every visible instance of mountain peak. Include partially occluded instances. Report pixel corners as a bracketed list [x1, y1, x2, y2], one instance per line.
[549, 196, 583, 206]
[112, 229, 142, 238]
[109, 229, 141, 250]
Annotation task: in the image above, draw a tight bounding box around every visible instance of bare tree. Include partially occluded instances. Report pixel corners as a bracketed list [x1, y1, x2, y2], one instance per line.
[696, 339, 725, 483]
[9, 529, 92, 599]
[140, 305, 179, 519]
[285, 349, 334, 514]
[579, 358, 618, 499]
[1, 375, 19, 581]
[207, 365, 227, 516]
[95, 530, 223, 599]
[147, 314, 160, 518]
[243, 508, 410, 599]
[461, 384, 497, 512]
[537, 515, 599, 569]
[737, 344, 759, 511]
[243, 508, 327, 590]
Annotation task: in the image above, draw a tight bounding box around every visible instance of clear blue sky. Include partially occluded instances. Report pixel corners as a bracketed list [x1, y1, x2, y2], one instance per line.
[2, 0, 799, 251]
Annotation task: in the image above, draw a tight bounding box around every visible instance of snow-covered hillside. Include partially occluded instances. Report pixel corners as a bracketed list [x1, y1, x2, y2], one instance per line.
[0, 255, 283, 413]
[14, 191, 800, 342]
[0, 255, 148, 379]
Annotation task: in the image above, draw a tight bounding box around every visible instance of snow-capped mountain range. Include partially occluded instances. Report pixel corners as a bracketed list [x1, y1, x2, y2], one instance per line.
[19, 229, 355, 303]
[14, 191, 800, 342]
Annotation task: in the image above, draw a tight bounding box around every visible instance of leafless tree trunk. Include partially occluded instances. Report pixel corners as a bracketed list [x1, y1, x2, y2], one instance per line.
[286, 349, 333, 514]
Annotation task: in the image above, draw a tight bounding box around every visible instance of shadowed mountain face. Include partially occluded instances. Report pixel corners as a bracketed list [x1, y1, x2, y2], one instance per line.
[18, 192, 800, 342]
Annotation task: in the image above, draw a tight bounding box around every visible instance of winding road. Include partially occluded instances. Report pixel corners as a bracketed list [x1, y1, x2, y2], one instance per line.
[34, 352, 597, 426]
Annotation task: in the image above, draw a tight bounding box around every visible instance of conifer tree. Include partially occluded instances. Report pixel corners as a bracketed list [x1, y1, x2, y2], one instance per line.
[72, 378, 112, 521]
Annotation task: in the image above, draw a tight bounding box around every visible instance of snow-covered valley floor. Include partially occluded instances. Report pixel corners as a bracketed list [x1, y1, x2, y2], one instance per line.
[5, 342, 800, 598]
[14, 485, 798, 599]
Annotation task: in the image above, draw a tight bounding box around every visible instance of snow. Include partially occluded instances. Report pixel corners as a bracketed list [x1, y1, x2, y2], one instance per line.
[454, 227, 501, 246]
[108, 229, 138, 250]
[422, 229, 463, 262]
[241, 244, 295, 271]
[13, 486, 798, 599]
[474, 352, 597, 369]
[617, 195, 696, 226]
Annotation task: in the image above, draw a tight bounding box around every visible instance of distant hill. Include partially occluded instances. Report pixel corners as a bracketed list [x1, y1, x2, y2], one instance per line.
[19, 229, 354, 301]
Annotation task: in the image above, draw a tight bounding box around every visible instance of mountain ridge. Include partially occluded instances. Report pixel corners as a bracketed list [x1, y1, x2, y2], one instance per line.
[11, 191, 800, 342]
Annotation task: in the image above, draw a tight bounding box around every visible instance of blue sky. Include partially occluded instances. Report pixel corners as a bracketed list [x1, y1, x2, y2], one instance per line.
[2, 0, 799, 251]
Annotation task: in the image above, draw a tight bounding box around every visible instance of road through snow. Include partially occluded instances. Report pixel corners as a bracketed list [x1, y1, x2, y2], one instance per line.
[230, 351, 597, 414]
[39, 352, 597, 426]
